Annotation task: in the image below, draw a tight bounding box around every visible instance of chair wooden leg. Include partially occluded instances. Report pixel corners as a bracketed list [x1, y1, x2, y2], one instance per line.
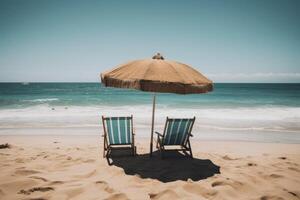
[187, 139, 193, 158]
[105, 147, 112, 165]
[160, 143, 165, 159]
[157, 137, 164, 159]
[161, 146, 164, 159]
[106, 146, 111, 158]
[132, 145, 136, 156]
[103, 137, 107, 158]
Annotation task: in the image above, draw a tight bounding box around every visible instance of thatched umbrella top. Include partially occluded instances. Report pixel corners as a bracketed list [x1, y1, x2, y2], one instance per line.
[101, 53, 213, 94]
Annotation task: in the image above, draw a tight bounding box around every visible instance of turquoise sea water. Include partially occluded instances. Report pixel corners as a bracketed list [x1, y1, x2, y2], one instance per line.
[0, 83, 299, 108]
[0, 83, 299, 142]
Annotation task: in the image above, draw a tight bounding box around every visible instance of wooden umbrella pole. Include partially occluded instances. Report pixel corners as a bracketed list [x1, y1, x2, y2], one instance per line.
[150, 93, 156, 157]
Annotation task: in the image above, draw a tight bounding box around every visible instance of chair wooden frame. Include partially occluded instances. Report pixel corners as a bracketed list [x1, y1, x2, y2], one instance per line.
[102, 115, 136, 158]
[155, 117, 196, 158]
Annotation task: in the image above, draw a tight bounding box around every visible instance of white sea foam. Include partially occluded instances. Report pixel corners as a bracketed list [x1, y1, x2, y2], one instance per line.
[22, 98, 59, 102]
[0, 105, 300, 134]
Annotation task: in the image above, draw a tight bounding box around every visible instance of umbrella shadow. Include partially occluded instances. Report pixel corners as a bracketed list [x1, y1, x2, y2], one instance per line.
[107, 149, 220, 183]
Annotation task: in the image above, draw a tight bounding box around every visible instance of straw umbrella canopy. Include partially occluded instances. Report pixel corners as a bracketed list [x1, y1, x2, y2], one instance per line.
[101, 53, 213, 155]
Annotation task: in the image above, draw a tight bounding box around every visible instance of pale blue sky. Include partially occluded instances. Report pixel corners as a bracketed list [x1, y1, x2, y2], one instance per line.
[0, 0, 299, 82]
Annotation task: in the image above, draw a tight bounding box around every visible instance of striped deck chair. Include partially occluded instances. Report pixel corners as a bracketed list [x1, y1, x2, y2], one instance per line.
[102, 116, 135, 158]
[155, 117, 195, 158]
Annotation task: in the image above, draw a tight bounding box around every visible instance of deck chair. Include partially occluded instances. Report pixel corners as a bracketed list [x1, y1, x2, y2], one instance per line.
[155, 117, 196, 158]
[102, 116, 136, 158]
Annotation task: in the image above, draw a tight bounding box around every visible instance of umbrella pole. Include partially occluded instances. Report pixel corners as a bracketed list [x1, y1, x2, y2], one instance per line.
[150, 93, 156, 157]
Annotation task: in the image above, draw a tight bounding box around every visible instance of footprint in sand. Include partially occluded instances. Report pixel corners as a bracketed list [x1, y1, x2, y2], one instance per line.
[211, 181, 227, 187]
[283, 188, 300, 198]
[149, 189, 180, 200]
[278, 156, 287, 160]
[211, 180, 243, 189]
[36, 152, 47, 157]
[104, 193, 129, 200]
[287, 191, 299, 198]
[15, 169, 40, 176]
[288, 167, 300, 172]
[1, 163, 10, 167]
[29, 176, 48, 182]
[222, 155, 239, 161]
[18, 187, 54, 195]
[269, 174, 284, 178]
[260, 195, 284, 200]
[95, 181, 115, 193]
[49, 181, 64, 185]
[30, 156, 38, 160]
[285, 161, 299, 166]
[247, 162, 257, 167]
[15, 158, 25, 163]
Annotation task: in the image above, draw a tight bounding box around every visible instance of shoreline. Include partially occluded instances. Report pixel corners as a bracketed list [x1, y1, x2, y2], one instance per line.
[1, 127, 300, 144]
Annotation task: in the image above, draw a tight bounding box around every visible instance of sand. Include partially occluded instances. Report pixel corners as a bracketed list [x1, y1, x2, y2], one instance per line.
[0, 135, 300, 200]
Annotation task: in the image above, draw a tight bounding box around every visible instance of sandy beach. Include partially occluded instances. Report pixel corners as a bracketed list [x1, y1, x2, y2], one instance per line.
[1, 0, 300, 199]
[1, 134, 300, 200]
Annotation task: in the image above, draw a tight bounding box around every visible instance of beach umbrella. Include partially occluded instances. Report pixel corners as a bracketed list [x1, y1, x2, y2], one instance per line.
[101, 53, 213, 156]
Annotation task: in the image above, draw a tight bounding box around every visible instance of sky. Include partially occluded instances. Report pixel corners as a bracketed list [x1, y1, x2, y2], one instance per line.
[0, 0, 299, 83]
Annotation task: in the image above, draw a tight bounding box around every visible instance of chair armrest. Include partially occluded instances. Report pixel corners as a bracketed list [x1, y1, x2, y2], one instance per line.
[155, 132, 163, 137]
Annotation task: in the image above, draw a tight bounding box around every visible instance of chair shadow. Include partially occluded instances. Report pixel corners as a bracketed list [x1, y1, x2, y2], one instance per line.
[107, 149, 220, 183]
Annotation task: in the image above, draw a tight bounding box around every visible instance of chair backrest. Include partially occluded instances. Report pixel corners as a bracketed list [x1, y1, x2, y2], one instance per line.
[102, 116, 133, 145]
[163, 117, 195, 145]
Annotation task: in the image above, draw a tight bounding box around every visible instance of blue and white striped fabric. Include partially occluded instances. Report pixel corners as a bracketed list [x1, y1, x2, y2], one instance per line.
[105, 117, 132, 145]
[163, 118, 194, 145]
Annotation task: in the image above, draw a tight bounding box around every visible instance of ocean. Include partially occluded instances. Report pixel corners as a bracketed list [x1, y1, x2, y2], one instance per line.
[0, 83, 300, 142]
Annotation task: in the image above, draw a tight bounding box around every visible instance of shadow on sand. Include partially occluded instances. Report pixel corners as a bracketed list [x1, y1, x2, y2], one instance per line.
[107, 149, 220, 183]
